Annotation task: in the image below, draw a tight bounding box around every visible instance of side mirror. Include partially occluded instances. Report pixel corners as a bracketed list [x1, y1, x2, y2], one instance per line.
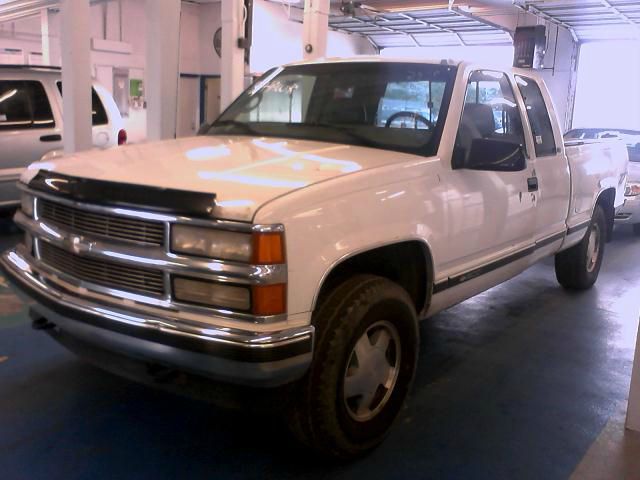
[453, 138, 526, 172]
[197, 122, 211, 135]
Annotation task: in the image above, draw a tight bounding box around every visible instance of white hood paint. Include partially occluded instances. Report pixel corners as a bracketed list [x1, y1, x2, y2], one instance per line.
[24, 136, 415, 221]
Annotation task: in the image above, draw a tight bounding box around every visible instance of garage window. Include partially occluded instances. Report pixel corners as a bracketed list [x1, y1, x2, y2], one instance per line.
[515, 75, 557, 156]
[56, 82, 109, 126]
[0, 80, 55, 130]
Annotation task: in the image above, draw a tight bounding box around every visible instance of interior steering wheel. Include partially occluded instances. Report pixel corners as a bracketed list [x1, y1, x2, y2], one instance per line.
[385, 111, 433, 130]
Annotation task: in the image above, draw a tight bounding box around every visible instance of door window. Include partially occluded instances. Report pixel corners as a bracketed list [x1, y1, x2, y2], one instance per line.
[57, 82, 109, 126]
[454, 71, 526, 170]
[515, 76, 557, 156]
[0, 80, 55, 130]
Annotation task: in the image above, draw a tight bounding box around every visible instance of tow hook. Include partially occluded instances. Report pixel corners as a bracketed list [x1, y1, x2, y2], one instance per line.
[29, 310, 56, 331]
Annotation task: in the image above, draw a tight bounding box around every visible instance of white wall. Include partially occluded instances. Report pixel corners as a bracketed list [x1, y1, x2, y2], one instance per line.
[573, 41, 640, 131]
[250, 0, 376, 74]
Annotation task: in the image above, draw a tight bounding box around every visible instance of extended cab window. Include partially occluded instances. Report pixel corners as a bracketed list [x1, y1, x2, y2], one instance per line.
[0, 80, 55, 130]
[454, 71, 526, 170]
[211, 62, 457, 157]
[56, 82, 109, 126]
[515, 76, 557, 156]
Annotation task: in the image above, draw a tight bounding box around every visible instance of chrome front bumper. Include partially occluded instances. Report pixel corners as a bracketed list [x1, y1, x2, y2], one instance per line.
[615, 195, 640, 225]
[0, 248, 314, 387]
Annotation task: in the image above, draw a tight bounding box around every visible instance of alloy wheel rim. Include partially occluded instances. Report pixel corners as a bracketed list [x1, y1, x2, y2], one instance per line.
[586, 223, 601, 273]
[343, 320, 401, 422]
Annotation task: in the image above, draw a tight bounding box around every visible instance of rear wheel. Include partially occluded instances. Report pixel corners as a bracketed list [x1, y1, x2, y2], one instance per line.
[555, 205, 606, 290]
[287, 275, 419, 459]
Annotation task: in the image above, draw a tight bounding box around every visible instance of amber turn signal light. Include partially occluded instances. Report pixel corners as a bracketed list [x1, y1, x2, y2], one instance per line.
[252, 284, 286, 316]
[252, 232, 285, 264]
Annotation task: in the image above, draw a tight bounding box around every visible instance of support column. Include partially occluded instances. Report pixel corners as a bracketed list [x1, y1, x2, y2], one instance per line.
[221, 0, 245, 111]
[302, 0, 329, 61]
[40, 9, 50, 66]
[627, 320, 640, 432]
[145, 0, 181, 141]
[60, 0, 92, 154]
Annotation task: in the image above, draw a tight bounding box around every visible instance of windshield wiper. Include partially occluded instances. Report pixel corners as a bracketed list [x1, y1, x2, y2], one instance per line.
[210, 120, 259, 135]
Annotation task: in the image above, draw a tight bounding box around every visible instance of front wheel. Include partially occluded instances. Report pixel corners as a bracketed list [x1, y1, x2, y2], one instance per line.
[555, 205, 606, 290]
[287, 275, 419, 459]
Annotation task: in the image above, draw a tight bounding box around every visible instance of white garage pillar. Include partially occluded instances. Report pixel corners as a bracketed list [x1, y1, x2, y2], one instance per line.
[145, 0, 181, 141]
[221, 0, 245, 111]
[302, 0, 329, 61]
[60, 0, 92, 154]
[40, 9, 50, 66]
[627, 320, 640, 432]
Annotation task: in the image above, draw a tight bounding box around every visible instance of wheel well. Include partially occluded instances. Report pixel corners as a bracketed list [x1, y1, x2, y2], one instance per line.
[315, 241, 432, 315]
[595, 188, 616, 242]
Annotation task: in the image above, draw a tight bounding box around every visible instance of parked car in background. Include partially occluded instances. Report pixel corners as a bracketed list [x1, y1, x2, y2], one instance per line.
[1, 59, 629, 458]
[565, 128, 640, 234]
[614, 140, 640, 234]
[0, 65, 126, 213]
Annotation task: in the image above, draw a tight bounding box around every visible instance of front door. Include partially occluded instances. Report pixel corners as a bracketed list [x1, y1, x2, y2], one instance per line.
[439, 70, 537, 279]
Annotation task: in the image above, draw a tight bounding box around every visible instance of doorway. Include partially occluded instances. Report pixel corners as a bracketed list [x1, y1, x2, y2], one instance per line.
[201, 76, 221, 126]
[177, 76, 200, 137]
[113, 68, 130, 117]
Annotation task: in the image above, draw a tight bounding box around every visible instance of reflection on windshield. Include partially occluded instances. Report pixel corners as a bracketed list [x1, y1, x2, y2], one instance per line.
[209, 62, 457, 157]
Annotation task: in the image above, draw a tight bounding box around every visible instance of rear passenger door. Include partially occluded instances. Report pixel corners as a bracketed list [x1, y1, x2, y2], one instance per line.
[514, 75, 570, 248]
[0, 79, 61, 169]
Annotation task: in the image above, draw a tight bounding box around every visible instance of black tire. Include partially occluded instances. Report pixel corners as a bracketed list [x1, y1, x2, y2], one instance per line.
[633, 223, 640, 236]
[287, 275, 419, 459]
[555, 205, 606, 290]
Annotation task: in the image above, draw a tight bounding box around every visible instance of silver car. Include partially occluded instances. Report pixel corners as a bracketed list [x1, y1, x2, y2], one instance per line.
[0, 65, 126, 212]
[615, 143, 640, 235]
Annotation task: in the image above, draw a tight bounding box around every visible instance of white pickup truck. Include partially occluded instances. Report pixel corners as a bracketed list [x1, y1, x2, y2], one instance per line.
[1, 58, 628, 458]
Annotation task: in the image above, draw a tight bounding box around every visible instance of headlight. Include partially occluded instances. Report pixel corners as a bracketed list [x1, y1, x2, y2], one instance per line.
[625, 183, 640, 196]
[171, 225, 285, 264]
[21, 192, 34, 217]
[173, 277, 251, 311]
[171, 225, 252, 262]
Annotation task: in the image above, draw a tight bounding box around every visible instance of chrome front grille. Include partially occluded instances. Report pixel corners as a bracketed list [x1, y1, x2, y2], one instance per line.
[40, 242, 165, 297]
[39, 199, 165, 246]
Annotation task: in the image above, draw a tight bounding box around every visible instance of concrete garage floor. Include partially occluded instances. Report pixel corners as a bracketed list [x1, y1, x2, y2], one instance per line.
[1, 219, 639, 480]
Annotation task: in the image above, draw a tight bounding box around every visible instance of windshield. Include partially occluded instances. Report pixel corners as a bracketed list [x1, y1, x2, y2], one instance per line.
[208, 62, 457, 157]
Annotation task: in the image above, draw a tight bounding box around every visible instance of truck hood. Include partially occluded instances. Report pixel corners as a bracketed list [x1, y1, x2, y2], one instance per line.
[24, 135, 415, 222]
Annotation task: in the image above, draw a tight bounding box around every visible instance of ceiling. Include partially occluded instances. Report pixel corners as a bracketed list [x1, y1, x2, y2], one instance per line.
[516, 0, 640, 41]
[328, 6, 513, 48]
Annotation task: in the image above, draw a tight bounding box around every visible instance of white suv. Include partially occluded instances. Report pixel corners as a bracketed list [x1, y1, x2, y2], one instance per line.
[0, 65, 126, 212]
